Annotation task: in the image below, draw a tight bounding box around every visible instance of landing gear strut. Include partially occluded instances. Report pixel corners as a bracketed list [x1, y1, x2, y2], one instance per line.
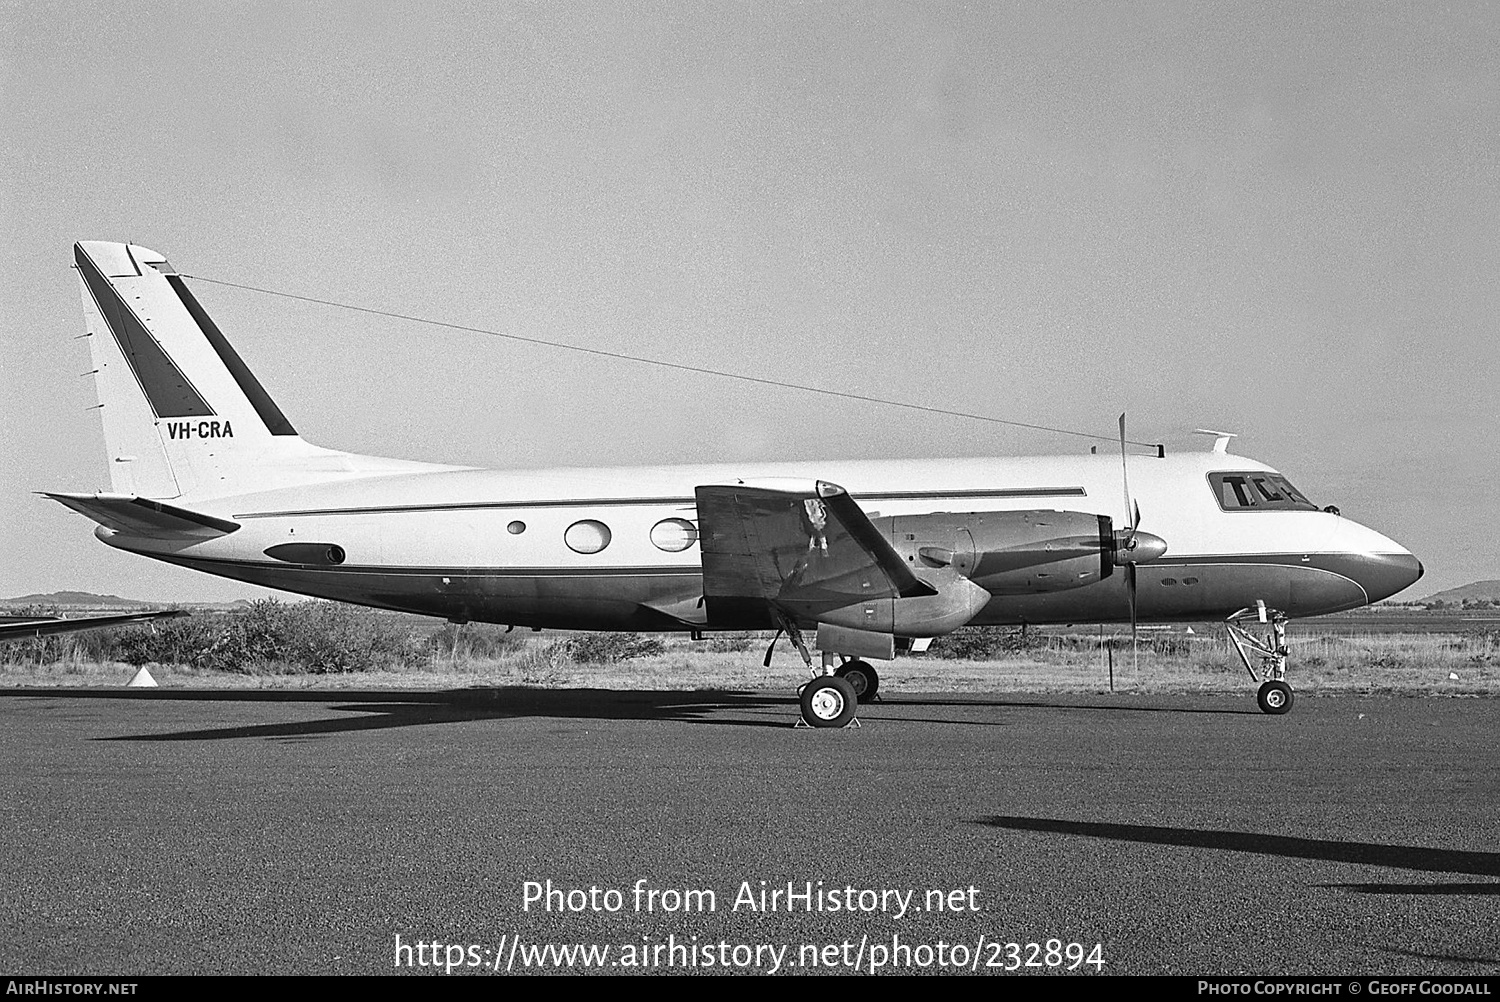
[1226, 604, 1294, 715]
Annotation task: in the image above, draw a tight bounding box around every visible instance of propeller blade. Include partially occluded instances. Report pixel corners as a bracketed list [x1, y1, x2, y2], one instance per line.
[1117, 411, 1152, 677]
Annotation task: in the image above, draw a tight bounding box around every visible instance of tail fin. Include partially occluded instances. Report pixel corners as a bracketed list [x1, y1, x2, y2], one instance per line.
[73, 241, 453, 499]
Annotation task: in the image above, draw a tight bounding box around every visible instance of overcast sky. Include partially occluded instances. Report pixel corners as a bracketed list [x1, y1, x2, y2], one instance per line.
[2, 1, 1495, 601]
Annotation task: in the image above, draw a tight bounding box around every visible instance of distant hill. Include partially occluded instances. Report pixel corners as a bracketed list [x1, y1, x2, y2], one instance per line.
[2, 591, 150, 607]
[0, 591, 254, 610]
[1419, 581, 1500, 605]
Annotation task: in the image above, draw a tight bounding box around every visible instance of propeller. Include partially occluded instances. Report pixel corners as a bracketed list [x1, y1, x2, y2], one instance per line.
[1120, 414, 1139, 672]
[1115, 413, 1168, 673]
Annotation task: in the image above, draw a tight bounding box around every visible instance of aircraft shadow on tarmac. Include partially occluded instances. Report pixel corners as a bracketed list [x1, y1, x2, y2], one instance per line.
[984, 816, 1500, 890]
[5, 687, 796, 740]
[1323, 883, 1500, 895]
[11, 688, 1257, 744]
[879, 696, 1260, 716]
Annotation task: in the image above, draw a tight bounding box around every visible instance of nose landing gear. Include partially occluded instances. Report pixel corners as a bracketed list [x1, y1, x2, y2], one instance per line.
[1227, 604, 1294, 715]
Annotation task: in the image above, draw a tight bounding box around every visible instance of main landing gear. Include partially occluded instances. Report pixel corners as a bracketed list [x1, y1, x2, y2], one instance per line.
[1226, 603, 1294, 715]
[767, 614, 869, 728]
[794, 653, 875, 729]
[793, 657, 881, 728]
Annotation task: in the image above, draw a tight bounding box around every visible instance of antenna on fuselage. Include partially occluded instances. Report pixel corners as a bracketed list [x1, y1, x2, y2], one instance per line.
[1194, 429, 1238, 454]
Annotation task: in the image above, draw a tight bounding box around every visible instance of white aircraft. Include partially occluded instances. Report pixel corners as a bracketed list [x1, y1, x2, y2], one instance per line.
[47, 241, 1423, 726]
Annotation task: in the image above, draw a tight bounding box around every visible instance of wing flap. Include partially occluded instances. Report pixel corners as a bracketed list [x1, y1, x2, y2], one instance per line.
[43, 492, 239, 536]
[694, 480, 935, 607]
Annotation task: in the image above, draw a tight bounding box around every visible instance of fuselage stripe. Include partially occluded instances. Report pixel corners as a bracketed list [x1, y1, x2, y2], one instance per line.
[158, 551, 1359, 578]
[231, 486, 1089, 519]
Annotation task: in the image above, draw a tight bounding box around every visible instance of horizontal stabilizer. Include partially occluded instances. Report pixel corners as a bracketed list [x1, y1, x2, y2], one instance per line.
[42, 492, 239, 536]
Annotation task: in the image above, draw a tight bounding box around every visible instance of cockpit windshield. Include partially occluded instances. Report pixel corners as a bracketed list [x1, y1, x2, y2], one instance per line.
[1208, 472, 1318, 512]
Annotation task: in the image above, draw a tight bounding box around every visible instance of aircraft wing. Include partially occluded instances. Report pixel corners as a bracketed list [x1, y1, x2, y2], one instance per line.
[0, 610, 187, 641]
[42, 492, 239, 536]
[694, 480, 936, 614]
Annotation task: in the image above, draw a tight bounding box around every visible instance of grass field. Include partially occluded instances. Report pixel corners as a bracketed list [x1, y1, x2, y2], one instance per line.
[2, 601, 1496, 697]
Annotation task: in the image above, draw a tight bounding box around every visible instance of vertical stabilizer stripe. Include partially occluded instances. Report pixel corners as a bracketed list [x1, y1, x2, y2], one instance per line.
[75, 245, 214, 418]
[166, 275, 298, 436]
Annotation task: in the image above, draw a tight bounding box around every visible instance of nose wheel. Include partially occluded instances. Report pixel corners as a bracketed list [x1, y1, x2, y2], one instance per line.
[1256, 679, 1294, 715]
[1228, 605, 1296, 715]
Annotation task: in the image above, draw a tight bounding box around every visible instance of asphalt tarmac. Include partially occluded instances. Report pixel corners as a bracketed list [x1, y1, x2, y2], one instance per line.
[1, 687, 1495, 977]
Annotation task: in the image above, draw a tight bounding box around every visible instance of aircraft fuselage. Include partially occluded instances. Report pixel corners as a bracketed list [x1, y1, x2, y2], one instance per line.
[94, 451, 1422, 632]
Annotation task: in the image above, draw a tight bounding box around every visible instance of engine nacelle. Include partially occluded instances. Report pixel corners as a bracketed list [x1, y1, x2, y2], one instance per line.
[882, 510, 1115, 596]
[815, 566, 991, 638]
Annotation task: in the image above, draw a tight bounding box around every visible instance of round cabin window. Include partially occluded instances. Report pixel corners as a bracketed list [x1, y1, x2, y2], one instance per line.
[564, 519, 612, 554]
[650, 518, 698, 553]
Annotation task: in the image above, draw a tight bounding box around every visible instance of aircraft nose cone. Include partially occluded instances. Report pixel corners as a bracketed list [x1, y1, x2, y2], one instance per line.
[1321, 518, 1424, 605]
[1356, 551, 1424, 603]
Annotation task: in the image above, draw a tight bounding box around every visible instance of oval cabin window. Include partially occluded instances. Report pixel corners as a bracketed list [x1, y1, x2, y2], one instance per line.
[564, 519, 612, 554]
[650, 518, 698, 553]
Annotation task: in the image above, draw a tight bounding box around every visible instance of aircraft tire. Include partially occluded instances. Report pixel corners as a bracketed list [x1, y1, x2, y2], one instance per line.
[835, 660, 880, 701]
[1256, 680, 1294, 715]
[800, 676, 858, 728]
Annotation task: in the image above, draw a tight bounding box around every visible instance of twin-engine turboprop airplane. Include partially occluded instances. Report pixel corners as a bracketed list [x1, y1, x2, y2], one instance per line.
[47, 242, 1424, 725]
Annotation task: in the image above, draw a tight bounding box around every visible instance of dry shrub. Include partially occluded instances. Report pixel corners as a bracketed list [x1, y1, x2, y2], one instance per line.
[514, 641, 574, 684]
[707, 631, 757, 653]
[565, 633, 666, 664]
[427, 622, 530, 661]
[110, 600, 426, 674]
[929, 626, 1046, 660]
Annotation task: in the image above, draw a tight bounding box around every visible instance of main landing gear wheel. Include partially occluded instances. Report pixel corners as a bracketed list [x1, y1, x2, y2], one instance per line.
[799, 676, 858, 728]
[835, 659, 880, 702]
[1256, 680, 1294, 715]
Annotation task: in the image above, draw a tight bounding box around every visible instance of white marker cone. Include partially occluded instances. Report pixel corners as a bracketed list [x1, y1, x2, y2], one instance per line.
[127, 667, 158, 688]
